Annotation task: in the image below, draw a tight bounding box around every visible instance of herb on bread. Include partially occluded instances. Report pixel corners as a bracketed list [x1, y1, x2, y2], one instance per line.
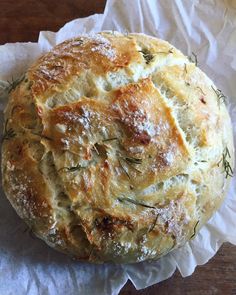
[118, 197, 155, 209]
[118, 154, 143, 175]
[7, 75, 25, 93]
[221, 147, 233, 178]
[148, 214, 159, 233]
[211, 86, 227, 105]
[190, 220, 200, 239]
[184, 63, 188, 74]
[197, 86, 206, 96]
[58, 164, 86, 173]
[139, 49, 154, 64]
[124, 157, 142, 165]
[123, 156, 142, 173]
[2, 119, 16, 141]
[188, 52, 198, 66]
[2, 128, 16, 141]
[118, 158, 131, 179]
[102, 137, 119, 142]
[157, 48, 174, 54]
[40, 134, 53, 141]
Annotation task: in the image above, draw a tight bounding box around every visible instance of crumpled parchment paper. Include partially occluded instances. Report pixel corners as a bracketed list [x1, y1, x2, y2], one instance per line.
[0, 0, 236, 294]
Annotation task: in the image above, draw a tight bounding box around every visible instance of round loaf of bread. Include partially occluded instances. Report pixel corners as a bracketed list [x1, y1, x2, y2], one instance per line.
[1, 32, 234, 263]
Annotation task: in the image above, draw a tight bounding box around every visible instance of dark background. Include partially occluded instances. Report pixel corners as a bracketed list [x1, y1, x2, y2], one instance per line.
[0, 1, 236, 294]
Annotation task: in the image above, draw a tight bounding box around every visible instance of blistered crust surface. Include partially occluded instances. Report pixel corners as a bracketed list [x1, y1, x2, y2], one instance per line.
[1, 32, 234, 263]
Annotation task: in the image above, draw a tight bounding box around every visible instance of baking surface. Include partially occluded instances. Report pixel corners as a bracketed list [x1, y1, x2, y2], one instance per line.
[0, 0, 236, 294]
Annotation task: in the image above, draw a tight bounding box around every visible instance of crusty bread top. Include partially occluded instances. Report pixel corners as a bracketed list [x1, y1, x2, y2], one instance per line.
[1, 32, 234, 263]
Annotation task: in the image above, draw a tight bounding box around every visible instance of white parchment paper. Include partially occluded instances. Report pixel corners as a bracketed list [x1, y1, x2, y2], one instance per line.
[0, 0, 236, 294]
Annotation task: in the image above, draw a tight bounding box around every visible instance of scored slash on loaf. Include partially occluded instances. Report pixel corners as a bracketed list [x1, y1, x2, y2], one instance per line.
[1, 32, 234, 263]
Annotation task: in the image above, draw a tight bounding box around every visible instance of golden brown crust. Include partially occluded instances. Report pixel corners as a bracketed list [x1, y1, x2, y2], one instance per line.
[28, 34, 142, 99]
[1, 32, 234, 263]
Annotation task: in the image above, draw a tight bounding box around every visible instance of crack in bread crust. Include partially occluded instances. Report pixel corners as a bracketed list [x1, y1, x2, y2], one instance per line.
[1, 32, 234, 263]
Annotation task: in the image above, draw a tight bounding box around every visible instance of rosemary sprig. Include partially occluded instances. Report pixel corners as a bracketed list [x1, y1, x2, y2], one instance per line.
[156, 48, 174, 55]
[41, 134, 53, 141]
[118, 154, 143, 174]
[184, 63, 188, 74]
[124, 156, 142, 173]
[118, 158, 130, 179]
[118, 197, 156, 209]
[7, 75, 25, 93]
[102, 137, 119, 142]
[190, 220, 199, 239]
[188, 52, 198, 66]
[2, 119, 16, 141]
[148, 214, 159, 233]
[211, 86, 227, 105]
[139, 49, 154, 64]
[221, 147, 233, 178]
[58, 164, 86, 173]
[2, 128, 16, 141]
[124, 157, 142, 165]
[75, 39, 83, 46]
[197, 86, 206, 95]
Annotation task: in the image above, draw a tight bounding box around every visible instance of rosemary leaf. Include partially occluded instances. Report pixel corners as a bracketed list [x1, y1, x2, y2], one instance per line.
[211, 86, 227, 105]
[148, 214, 159, 233]
[67, 165, 85, 172]
[2, 128, 16, 141]
[190, 220, 199, 239]
[102, 137, 118, 142]
[7, 75, 25, 93]
[139, 49, 154, 64]
[118, 155, 143, 175]
[197, 86, 206, 95]
[188, 52, 198, 66]
[118, 158, 130, 179]
[41, 135, 53, 141]
[123, 157, 142, 173]
[184, 63, 188, 74]
[124, 157, 142, 165]
[118, 197, 156, 209]
[58, 164, 86, 173]
[2, 119, 16, 141]
[222, 147, 233, 178]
